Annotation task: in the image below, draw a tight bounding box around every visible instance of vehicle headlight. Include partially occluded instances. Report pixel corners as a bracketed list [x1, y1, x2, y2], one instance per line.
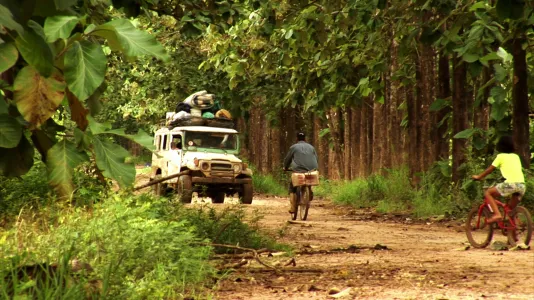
[233, 163, 241, 173]
[201, 162, 210, 171]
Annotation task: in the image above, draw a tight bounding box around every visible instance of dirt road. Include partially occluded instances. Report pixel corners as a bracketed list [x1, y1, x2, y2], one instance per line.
[213, 197, 534, 300]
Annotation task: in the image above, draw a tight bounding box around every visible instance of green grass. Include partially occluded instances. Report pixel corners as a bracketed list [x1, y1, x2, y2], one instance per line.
[0, 193, 288, 299]
[252, 173, 287, 196]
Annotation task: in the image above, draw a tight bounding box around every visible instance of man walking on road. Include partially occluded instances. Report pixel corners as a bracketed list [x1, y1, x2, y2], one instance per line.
[283, 132, 319, 213]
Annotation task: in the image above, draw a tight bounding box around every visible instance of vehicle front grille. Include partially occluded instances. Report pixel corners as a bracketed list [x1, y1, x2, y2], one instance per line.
[211, 162, 232, 171]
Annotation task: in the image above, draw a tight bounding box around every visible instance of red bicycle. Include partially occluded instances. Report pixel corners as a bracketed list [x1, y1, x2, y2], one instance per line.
[466, 189, 533, 248]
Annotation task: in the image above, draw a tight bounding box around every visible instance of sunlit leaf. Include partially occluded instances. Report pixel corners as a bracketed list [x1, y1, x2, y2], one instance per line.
[0, 4, 24, 35]
[90, 19, 170, 61]
[47, 140, 89, 198]
[93, 136, 135, 188]
[453, 128, 476, 139]
[0, 136, 34, 177]
[0, 114, 23, 148]
[13, 66, 66, 128]
[44, 15, 79, 42]
[64, 41, 107, 101]
[15, 25, 54, 77]
[0, 43, 18, 73]
[105, 128, 155, 150]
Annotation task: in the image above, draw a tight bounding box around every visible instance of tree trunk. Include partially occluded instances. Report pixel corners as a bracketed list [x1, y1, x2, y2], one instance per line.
[351, 107, 360, 178]
[360, 97, 372, 177]
[389, 38, 402, 168]
[512, 38, 530, 168]
[474, 67, 490, 131]
[452, 57, 469, 183]
[270, 126, 281, 172]
[416, 40, 435, 172]
[435, 53, 451, 161]
[327, 107, 344, 179]
[343, 108, 352, 179]
[406, 85, 419, 183]
[372, 100, 383, 174]
[314, 116, 328, 176]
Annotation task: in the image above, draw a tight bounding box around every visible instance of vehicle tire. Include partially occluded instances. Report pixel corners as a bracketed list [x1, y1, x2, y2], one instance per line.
[151, 174, 165, 196]
[465, 205, 494, 248]
[299, 186, 311, 221]
[211, 191, 225, 204]
[239, 182, 253, 204]
[177, 175, 193, 203]
[507, 206, 533, 247]
[291, 188, 300, 221]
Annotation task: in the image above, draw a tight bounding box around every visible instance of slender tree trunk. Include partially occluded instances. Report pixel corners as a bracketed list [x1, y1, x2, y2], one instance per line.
[343, 108, 351, 179]
[416, 40, 435, 172]
[406, 85, 419, 183]
[351, 107, 360, 178]
[512, 38, 530, 168]
[436, 53, 451, 161]
[389, 38, 402, 168]
[474, 67, 491, 131]
[314, 116, 328, 176]
[327, 107, 344, 179]
[452, 57, 469, 183]
[372, 100, 383, 174]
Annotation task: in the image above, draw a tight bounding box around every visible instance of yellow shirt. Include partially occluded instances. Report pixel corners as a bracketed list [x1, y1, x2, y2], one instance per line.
[492, 153, 525, 183]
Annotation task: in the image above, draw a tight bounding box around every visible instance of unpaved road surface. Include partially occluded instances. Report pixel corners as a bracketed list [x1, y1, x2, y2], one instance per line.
[212, 197, 534, 300]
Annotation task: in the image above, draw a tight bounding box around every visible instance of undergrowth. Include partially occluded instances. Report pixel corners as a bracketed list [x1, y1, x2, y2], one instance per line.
[0, 192, 286, 299]
[252, 173, 287, 196]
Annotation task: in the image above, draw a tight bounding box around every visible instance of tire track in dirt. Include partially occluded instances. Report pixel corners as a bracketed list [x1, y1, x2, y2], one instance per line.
[213, 197, 534, 300]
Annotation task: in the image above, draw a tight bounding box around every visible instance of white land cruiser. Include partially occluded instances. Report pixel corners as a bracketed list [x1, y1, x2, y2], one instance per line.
[150, 125, 253, 204]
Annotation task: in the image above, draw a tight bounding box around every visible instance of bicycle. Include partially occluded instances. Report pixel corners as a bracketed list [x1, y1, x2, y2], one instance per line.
[287, 170, 319, 221]
[465, 182, 533, 248]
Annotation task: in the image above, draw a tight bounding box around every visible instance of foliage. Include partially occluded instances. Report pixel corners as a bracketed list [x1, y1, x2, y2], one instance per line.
[252, 173, 286, 196]
[173, 204, 288, 253]
[0, 1, 168, 198]
[0, 194, 215, 299]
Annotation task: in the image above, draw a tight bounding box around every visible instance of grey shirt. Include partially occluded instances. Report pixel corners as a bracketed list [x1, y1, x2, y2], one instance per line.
[284, 141, 319, 172]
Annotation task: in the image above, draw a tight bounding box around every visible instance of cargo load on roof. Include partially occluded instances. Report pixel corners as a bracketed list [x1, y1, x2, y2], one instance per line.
[165, 91, 234, 128]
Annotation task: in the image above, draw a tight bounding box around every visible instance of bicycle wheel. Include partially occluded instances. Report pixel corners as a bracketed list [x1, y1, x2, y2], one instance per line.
[466, 205, 494, 248]
[507, 206, 533, 247]
[291, 189, 299, 221]
[299, 186, 311, 221]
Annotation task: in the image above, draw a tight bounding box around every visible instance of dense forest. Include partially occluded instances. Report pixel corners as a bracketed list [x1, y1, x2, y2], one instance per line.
[1, 0, 534, 298]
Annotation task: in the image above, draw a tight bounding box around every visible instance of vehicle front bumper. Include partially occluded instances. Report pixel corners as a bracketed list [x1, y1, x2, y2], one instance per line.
[192, 177, 252, 184]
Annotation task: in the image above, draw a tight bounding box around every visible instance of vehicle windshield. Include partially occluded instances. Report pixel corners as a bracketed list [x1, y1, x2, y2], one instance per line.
[184, 131, 238, 151]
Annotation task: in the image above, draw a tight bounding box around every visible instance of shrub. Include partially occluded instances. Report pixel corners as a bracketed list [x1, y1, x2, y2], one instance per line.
[252, 173, 287, 196]
[1, 194, 215, 299]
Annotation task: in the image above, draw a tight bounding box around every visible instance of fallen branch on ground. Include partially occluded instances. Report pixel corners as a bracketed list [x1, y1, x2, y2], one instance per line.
[197, 243, 279, 271]
[133, 171, 189, 191]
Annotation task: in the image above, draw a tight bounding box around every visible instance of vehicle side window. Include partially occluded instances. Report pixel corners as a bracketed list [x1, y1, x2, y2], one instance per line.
[155, 135, 161, 150]
[162, 134, 168, 150]
[171, 134, 182, 150]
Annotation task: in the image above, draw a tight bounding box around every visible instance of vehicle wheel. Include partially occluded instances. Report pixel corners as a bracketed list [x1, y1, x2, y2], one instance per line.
[299, 186, 311, 221]
[465, 205, 494, 248]
[507, 206, 533, 247]
[291, 188, 300, 221]
[211, 191, 225, 204]
[151, 174, 166, 196]
[239, 183, 253, 204]
[177, 175, 193, 203]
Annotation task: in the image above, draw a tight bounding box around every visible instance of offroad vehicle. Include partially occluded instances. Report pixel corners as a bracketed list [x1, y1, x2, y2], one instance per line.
[150, 125, 253, 204]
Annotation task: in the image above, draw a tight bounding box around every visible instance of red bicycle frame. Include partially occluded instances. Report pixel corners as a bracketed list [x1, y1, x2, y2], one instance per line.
[477, 197, 517, 230]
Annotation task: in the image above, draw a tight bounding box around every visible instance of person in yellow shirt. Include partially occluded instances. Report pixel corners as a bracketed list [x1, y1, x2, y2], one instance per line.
[472, 136, 526, 223]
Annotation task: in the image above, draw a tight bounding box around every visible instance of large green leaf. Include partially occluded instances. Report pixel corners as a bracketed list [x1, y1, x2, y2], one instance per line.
[490, 86, 508, 121]
[453, 128, 476, 139]
[0, 4, 23, 34]
[47, 139, 89, 198]
[44, 15, 79, 43]
[15, 25, 54, 77]
[0, 114, 23, 148]
[87, 115, 111, 135]
[90, 19, 170, 61]
[64, 41, 107, 101]
[0, 42, 18, 73]
[105, 128, 155, 150]
[13, 66, 66, 128]
[0, 136, 34, 177]
[93, 136, 135, 188]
